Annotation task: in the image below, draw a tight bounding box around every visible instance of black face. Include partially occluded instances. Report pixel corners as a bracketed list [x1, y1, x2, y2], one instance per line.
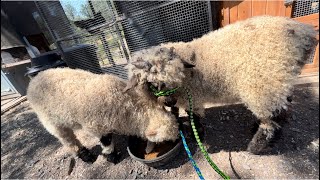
[163, 96, 177, 107]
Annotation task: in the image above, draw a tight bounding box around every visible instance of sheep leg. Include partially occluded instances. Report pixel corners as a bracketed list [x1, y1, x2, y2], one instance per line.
[247, 105, 290, 154]
[171, 106, 180, 119]
[247, 119, 280, 154]
[46, 124, 96, 163]
[100, 134, 121, 164]
[100, 134, 114, 155]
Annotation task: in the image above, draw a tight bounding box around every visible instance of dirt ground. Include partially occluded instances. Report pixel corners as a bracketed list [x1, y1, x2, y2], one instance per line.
[1, 84, 319, 179]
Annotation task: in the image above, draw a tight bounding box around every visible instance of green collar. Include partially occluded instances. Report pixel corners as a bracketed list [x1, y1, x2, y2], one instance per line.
[149, 85, 179, 97]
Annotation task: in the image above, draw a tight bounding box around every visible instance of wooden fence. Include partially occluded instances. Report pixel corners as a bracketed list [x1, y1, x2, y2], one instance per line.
[219, 0, 319, 75]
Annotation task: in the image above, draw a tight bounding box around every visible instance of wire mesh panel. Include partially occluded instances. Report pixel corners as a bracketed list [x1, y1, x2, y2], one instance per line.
[35, 0, 213, 79]
[35, 1, 75, 40]
[58, 26, 130, 78]
[114, 1, 212, 52]
[292, 0, 319, 18]
[35, 0, 130, 78]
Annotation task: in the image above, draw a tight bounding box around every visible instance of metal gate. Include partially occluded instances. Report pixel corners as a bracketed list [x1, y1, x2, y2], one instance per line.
[35, 0, 213, 79]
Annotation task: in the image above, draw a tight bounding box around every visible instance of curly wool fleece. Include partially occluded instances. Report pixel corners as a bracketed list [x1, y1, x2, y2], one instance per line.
[127, 15, 317, 119]
[27, 68, 179, 155]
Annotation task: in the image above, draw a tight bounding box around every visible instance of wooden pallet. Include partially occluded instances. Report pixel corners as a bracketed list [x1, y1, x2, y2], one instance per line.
[1, 95, 27, 115]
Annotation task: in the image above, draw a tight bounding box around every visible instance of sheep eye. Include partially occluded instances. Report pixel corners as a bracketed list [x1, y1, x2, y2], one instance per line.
[160, 83, 166, 90]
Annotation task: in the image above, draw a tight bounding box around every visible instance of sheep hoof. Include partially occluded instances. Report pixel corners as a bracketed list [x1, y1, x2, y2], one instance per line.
[247, 127, 272, 155]
[104, 151, 122, 164]
[77, 147, 96, 163]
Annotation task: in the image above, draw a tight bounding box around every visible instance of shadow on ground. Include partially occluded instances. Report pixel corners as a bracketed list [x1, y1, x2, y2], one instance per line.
[1, 103, 60, 178]
[195, 85, 319, 178]
[1, 85, 318, 179]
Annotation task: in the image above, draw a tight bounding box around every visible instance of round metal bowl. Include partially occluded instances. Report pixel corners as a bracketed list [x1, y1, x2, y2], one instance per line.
[127, 136, 182, 168]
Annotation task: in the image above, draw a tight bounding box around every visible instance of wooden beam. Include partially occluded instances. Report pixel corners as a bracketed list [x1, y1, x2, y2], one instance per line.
[229, 2, 238, 24]
[293, 13, 319, 31]
[1, 96, 27, 114]
[285, 4, 292, 17]
[237, 0, 252, 21]
[295, 73, 319, 86]
[252, 0, 267, 16]
[1, 99, 14, 106]
[1, 91, 16, 96]
[221, 1, 230, 26]
[1, 59, 31, 69]
[1, 93, 21, 101]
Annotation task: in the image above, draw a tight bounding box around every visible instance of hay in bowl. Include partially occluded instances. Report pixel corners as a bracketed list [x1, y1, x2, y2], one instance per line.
[127, 136, 182, 167]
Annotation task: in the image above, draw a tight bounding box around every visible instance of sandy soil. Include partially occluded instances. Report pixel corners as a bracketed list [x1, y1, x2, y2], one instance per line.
[1, 84, 319, 179]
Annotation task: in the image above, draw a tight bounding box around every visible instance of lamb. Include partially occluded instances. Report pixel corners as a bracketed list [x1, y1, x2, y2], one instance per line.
[124, 16, 318, 154]
[26, 67, 179, 163]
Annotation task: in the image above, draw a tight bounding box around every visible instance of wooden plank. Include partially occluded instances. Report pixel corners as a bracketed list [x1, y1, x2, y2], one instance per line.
[252, 0, 267, 16]
[299, 72, 319, 78]
[285, 4, 292, 17]
[1, 91, 16, 96]
[1, 99, 14, 106]
[237, 0, 252, 21]
[221, 1, 230, 26]
[313, 43, 319, 67]
[229, 1, 239, 23]
[293, 13, 319, 31]
[266, 0, 277, 16]
[297, 18, 319, 31]
[294, 73, 319, 86]
[301, 66, 319, 74]
[293, 13, 319, 22]
[279, 1, 286, 16]
[1, 59, 31, 69]
[1, 96, 27, 114]
[266, 0, 282, 16]
[1, 93, 21, 101]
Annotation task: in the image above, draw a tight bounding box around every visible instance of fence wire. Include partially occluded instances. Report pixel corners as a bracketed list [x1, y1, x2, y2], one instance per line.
[35, 1, 213, 79]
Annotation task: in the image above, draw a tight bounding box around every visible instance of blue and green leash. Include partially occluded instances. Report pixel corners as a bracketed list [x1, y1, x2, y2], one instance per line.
[150, 85, 230, 180]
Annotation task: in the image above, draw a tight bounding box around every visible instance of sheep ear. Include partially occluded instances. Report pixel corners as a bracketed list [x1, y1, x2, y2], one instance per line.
[182, 51, 196, 68]
[169, 47, 175, 53]
[131, 59, 151, 70]
[168, 47, 175, 61]
[123, 75, 138, 93]
[182, 60, 196, 68]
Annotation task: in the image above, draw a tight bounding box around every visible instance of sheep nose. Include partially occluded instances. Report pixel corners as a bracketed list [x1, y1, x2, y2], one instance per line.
[146, 130, 157, 136]
[164, 96, 177, 107]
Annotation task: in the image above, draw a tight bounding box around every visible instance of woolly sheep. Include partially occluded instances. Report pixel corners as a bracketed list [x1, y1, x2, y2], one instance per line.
[124, 16, 317, 154]
[27, 67, 179, 163]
